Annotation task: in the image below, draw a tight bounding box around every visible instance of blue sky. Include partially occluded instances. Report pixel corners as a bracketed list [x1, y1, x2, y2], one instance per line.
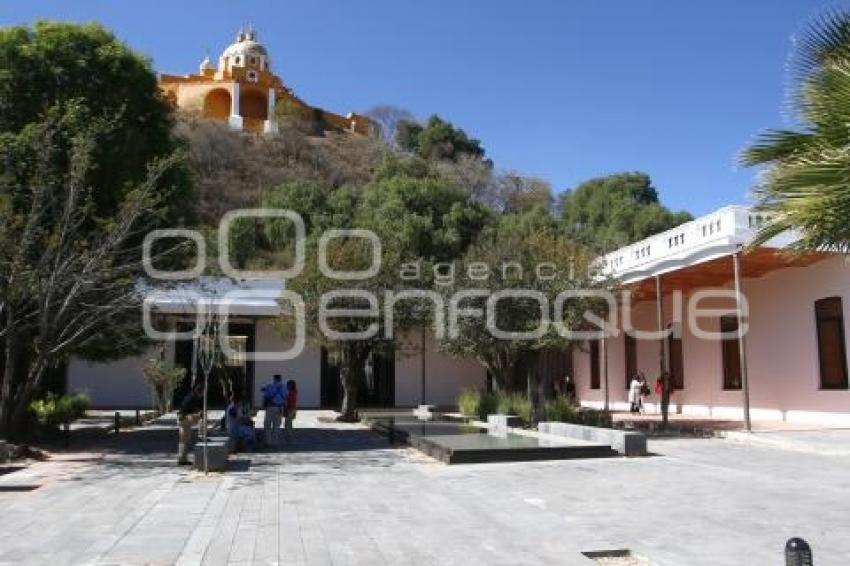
[1, 0, 838, 215]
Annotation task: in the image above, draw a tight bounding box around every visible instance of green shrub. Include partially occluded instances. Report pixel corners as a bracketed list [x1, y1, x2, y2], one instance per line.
[457, 388, 500, 421]
[478, 390, 499, 420]
[457, 388, 480, 419]
[497, 391, 534, 427]
[30, 393, 90, 428]
[540, 397, 612, 428]
[142, 357, 186, 415]
[544, 395, 577, 422]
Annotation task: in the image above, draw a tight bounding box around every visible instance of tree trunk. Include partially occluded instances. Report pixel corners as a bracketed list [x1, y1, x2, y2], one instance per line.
[338, 347, 366, 422]
[9, 360, 47, 438]
[0, 331, 18, 439]
[339, 364, 359, 422]
[489, 349, 515, 392]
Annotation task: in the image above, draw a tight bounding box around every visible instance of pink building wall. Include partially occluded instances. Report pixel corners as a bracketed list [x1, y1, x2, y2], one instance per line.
[574, 255, 850, 425]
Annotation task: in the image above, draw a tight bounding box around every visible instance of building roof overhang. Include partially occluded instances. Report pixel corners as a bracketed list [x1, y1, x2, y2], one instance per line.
[143, 277, 284, 317]
[599, 205, 835, 300]
[625, 247, 831, 301]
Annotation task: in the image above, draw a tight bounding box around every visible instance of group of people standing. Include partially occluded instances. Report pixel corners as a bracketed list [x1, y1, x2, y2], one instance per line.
[260, 374, 298, 448]
[175, 374, 299, 465]
[628, 372, 651, 414]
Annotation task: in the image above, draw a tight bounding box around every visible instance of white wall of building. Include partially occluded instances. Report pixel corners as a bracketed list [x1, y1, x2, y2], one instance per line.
[253, 318, 322, 407]
[67, 320, 486, 411]
[67, 352, 155, 408]
[394, 330, 487, 407]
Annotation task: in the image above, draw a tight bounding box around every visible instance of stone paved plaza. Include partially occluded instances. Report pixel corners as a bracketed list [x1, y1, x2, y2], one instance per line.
[1, 412, 849, 565]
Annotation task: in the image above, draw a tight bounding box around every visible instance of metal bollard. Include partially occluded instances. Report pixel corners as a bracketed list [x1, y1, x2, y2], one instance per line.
[63, 422, 70, 448]
[135, 409, 141, 426]
[785, 537, 813, 566]
[114, 411, 120, 434]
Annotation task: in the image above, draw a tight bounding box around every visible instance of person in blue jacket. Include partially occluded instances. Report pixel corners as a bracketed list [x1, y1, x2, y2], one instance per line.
[261, 374, 287, 447]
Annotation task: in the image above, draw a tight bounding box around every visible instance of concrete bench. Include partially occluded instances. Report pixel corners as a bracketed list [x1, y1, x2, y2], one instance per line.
[538, 421, 647, 457]
[193, 440, 229, 471]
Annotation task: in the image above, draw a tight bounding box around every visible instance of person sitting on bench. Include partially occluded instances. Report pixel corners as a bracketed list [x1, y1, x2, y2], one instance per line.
[225, 393, 257, 451]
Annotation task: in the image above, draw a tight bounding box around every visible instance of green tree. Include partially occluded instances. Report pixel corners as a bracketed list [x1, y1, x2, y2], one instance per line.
[275, 158, 491, 420]
[438, 212, 604, 395]
[558, 172, 691, 253]
[0, 22, 190, 219]
[396, 115, 489, 164]
[0, 22, 188, 437]
[360, 156, 491, 263]
[284, 235, 407, 422]
[741, 11, 850, 252]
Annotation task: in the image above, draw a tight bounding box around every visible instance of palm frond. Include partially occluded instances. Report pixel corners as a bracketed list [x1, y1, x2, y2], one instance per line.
[792, 10, 850, 85]
[740, 129, 818, 166]
[743, 9, 850, 254]
[750, 147, 850, 252]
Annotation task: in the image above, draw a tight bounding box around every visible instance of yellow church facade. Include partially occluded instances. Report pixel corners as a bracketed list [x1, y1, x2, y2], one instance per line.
[159, 28, 374, 135]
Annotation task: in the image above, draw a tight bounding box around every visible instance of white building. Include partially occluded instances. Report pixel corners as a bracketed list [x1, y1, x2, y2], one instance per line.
[66, 278, 486, 409]
[572, 205, 850, 427]
[67, 205, 850, 426]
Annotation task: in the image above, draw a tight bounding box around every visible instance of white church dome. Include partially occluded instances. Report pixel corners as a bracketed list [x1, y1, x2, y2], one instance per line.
[221, 27, 270, 69]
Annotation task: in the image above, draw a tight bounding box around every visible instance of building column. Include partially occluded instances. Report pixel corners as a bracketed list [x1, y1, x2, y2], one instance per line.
[601, 328, 609, 412]
[420, 328, 427, 405]
[732, 250, 752, 431]
[655, 276, 667, 375]
[264, 87, 278, 134]
[655, 275, 670, 424]
[228, 82, 243, 130]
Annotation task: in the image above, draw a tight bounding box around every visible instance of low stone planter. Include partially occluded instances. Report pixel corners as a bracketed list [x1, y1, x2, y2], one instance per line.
[193, 440, 229, 471]
[487, 414, 521, 437]
[538, 422, 647, 457]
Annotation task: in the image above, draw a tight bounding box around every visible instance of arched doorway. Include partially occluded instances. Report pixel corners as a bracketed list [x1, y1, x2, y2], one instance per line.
[239, 90, 268, 120]
[203, 88, 232, 120]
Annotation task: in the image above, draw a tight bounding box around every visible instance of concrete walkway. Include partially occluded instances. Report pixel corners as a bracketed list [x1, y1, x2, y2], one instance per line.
[1, 411, 849, 565]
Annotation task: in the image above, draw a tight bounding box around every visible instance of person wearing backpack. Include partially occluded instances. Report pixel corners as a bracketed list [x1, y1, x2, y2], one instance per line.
[261, 374, 286, 448]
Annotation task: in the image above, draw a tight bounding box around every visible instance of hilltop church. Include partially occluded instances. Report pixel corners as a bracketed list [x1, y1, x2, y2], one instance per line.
[158, 27, 375, 136]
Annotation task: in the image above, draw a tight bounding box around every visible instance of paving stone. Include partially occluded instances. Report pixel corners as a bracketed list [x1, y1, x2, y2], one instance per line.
[1, 413, 850, 565]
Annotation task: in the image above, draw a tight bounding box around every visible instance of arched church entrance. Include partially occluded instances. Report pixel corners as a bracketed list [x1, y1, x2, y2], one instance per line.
[239, 89, 268, 124]
[203, 88, 232, 120]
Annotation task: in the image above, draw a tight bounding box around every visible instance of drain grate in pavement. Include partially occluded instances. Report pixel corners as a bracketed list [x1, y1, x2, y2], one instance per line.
[582, 549, 652, 565]
[0, 484, 40, 492]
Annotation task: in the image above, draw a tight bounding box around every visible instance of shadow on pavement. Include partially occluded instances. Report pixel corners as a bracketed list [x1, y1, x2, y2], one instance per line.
[28, 422, 405, 476]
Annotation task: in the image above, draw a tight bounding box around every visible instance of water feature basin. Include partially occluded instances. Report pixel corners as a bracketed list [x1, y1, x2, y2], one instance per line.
[365, 414, 617, 464]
